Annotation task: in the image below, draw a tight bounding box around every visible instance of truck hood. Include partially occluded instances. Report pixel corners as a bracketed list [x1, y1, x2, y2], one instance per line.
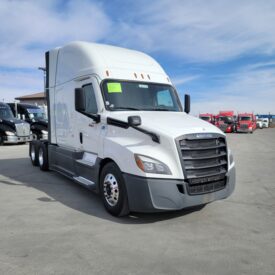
[239, 121, 252, 125]
[31, 119, 48, 126]
[107, 111, 223, 138]
[0, 118, 27, 126]
[0, 118, 28, 132]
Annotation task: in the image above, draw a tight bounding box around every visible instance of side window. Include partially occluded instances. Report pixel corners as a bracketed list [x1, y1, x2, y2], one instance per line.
[156, 90, 174, 107]
[83, 84, 98, 114]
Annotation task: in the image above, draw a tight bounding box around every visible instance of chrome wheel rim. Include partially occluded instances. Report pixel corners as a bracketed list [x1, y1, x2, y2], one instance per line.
[38, 148, 44, 166]
[31, 145, 36, 161]
[103, 173, 119, 207]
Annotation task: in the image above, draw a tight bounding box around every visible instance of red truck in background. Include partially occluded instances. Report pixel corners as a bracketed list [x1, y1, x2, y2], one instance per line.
[199, 113, 216, 125]
[237, 113, 257, 133]
[216, 111, 236, 133]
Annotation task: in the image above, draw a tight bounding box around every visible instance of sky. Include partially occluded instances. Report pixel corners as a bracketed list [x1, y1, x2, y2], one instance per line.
[0, 0, 275, 115]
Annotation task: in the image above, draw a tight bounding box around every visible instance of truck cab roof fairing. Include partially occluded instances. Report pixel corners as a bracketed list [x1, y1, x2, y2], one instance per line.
[54, 41, 169, 86]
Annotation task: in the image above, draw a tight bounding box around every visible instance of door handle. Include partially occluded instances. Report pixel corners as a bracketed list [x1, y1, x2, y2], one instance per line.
[79, 132, 83, 144]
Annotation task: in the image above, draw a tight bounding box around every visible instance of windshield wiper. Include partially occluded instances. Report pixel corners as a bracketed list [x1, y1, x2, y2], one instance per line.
[144, 107, 172, 111]
[113, 107, 141, 111]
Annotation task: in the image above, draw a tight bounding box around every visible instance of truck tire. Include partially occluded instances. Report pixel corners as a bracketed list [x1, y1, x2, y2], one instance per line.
[100, 162, 129, 217]
[32, 133, 38, 140]
[29, 141, 39, 166]
[38, 143, 49, 171]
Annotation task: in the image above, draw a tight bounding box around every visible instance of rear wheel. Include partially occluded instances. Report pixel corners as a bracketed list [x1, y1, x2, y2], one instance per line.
[38, 143, 49, 171]
[32, 133, 38, 140]
[100, 162, 129, 216]
[29, 142, 38, 166]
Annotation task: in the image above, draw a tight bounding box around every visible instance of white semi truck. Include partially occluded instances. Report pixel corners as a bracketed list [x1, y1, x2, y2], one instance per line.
[30, 42, 236, 216]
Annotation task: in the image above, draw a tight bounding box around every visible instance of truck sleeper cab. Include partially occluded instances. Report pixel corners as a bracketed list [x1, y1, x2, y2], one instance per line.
[8, 103, 48, 140]
[216, 111, 236, 133]
[237, 113, 256, 133]
[262, 118, 269, 128]
[0, 102, 32, 145]
[256, 118, 263, 129]
[30, 42, 236, 216]
[199, 113, 215, 125]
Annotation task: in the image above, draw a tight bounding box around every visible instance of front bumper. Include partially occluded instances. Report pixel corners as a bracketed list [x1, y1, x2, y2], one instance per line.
[237, 128, 252, 133]
[3, 135, 32, 144]
[123, 167, 236, 212]
[42, 133, 48, 140]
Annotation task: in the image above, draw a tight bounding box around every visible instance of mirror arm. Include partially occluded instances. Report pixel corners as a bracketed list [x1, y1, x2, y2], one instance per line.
[107, 117, 160, 143]
[80, 111, 101, 123]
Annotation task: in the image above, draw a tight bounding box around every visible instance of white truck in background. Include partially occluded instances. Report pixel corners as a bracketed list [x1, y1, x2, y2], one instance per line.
[256, 118, 263, 129]
[262, 118, 269, 128]
[30, 42, 236, 216]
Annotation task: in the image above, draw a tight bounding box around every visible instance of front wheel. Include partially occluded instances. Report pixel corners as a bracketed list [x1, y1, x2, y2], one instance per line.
[100, 162, 129, 216]
[32, 133, 38, 140]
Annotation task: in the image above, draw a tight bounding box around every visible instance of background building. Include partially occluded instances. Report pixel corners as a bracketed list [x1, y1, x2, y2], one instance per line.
[15, 92, 46, 106]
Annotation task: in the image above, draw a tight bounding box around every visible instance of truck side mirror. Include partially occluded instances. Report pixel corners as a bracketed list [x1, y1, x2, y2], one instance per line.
[128, 116, 142, 127]
[184, 94, 190, 114]
[75, 88, 86, 112]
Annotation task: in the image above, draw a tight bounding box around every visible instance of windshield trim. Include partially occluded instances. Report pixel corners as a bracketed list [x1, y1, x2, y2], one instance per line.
[100, 78, 183, 112]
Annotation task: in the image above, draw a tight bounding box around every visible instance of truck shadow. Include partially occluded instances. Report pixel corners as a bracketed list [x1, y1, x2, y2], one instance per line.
[0, 157, 204, 224]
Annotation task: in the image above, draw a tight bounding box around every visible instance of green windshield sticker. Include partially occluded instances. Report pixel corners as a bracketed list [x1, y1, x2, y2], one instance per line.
[107, 83, 122, 93]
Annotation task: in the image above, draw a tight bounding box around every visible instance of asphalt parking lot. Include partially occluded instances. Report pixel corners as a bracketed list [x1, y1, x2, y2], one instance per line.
[0, 129, 275, 275]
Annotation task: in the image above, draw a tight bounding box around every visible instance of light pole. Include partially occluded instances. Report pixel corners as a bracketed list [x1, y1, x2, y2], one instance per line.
[38, 67, 46, 94]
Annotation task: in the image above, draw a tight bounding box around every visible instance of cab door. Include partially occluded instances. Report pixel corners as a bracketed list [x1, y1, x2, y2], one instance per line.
[75, 78, 102, 157]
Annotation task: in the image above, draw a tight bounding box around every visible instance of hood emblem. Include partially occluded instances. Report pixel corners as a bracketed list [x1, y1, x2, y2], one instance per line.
[195, 133, 213, 138]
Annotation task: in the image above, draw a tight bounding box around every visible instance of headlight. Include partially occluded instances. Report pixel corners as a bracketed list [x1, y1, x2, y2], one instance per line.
[134, 154, 171, 174]
[228, 149, 234, 165]
[5, 131, 15, 136]
[41, 130, 48, 135]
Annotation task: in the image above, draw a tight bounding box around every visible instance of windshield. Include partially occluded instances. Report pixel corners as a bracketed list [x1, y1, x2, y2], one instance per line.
[219, 116, 233, 123]
[239, 116, 251, 121]
[102, 81, 182, 111]
[0, 105, 14, 120]
[27, 108, 47, 120]
[200, 116, 211, 121]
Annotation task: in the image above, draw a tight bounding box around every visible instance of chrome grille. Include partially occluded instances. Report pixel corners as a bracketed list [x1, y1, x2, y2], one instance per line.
[240, 124, 248, 129]
[15, 123, 30, 137]
[177, 133, 228, 195]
